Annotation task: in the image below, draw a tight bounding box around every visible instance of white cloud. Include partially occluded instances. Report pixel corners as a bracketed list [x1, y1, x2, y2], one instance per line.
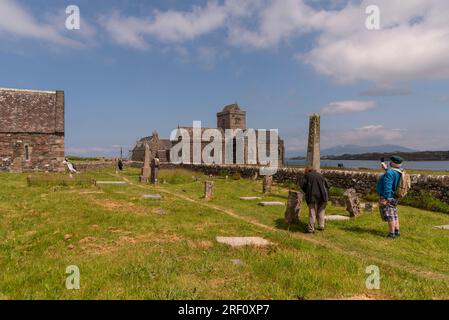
[360, 84, 412, 97]
[226, 0, 449, 83]
[322, 100, 376, 114]
[96, 0, 449, 82]
[0, 0, 81, 46]
[100, 2, 235, 49]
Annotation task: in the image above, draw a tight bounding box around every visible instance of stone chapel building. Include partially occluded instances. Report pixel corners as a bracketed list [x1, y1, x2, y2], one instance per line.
[132, 103, 285, 166]
[0, 88, 65, 172]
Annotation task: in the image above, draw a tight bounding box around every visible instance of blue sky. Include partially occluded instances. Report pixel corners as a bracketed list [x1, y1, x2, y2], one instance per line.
[1, 0, 449, 157]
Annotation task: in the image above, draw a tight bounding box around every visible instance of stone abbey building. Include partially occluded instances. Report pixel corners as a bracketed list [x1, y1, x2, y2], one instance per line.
[132, 103, 285, 166]
[0, 88, 65, 172]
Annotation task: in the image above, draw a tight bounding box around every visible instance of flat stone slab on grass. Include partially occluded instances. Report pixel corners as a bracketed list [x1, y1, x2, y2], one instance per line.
[434, 225, 449, 230]
[96, 181, 128, 185]
[240, 197, 262, 201]
[325, 215, 350, 221]
[216, 237, 271, 248]
[259, 202, 285, 207]
[143, 194, 162, 200]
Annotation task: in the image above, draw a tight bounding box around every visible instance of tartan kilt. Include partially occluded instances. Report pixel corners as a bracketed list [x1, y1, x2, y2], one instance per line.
[379, 198, 398, 222]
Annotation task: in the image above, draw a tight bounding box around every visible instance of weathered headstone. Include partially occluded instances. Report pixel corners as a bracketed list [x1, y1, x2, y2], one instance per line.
[96, 181, 128, 185]
[259, 201, 285, 207]
[140, 144, 150, 183]
[204, 181, 214, 200]
[263, 175, 273, 194]
[325, 215, 350, 221]
[330, 196, 346, 207]
[284, 191, 303, 224]
[143, 194, 162, 200]
[306, 113, 321, 172]
[434, 225, 449, 230]
[240, 196, 261, 201]
[364, 202, 374, 213]
[216, 237, 271, 248]
[343, 188, 361, 217]
[151, 157, 160, 185]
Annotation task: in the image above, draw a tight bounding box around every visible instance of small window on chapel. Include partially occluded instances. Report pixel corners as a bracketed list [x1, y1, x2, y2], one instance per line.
[24, 145, 30, 161]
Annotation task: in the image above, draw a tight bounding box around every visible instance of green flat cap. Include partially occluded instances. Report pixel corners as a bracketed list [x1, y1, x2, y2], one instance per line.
[390, 155, 404, 164]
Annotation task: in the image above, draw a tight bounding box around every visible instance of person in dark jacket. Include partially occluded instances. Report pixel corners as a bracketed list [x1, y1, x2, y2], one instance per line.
[299, 167, 330, 233]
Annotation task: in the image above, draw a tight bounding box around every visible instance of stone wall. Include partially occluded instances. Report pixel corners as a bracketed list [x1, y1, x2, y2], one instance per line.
[0, 133, 65, 172]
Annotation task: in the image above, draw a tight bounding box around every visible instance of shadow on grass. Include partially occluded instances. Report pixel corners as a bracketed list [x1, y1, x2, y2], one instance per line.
[275, 218, 309, 233]
[341, 226, 385, 237]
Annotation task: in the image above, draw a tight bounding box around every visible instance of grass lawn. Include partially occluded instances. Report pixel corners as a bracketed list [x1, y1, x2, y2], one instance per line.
[1, 168, 449, 300]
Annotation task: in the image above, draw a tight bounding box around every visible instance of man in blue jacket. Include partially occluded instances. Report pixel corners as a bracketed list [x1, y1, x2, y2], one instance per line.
[376, 156, 403, 239]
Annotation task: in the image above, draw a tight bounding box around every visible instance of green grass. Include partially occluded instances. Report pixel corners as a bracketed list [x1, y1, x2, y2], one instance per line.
[1, 168, 449, 300]
[401, 192, 449, 214]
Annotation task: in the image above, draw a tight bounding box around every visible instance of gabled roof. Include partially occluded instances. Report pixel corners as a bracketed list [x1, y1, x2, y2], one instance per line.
[0, 88, 64, 134]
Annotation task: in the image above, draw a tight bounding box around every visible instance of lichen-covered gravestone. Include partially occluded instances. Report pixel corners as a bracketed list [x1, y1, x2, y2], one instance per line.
[204, 181, 214, 200]
[344, 188, 361, 217]
[263, 175, 273, 194]
[150, 157, 160, 185]
[285, 191, 303, 224]
[364, 202, 374, 213]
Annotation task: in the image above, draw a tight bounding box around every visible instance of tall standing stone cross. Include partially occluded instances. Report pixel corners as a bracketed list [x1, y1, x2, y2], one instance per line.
[306, 113, 321, 172]
[140, 144, 151, 183]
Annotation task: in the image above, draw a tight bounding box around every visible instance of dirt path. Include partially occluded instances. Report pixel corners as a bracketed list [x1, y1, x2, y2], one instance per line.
[112, 174, 449, 284]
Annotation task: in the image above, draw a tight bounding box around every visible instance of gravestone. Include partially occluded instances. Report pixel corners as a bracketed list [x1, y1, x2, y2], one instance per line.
[140, 144, 151, 183]
[259, 201, 285, 207]
[343, 188, 361, 217]
[143, 194, 162, 200]
[325, 215, 350, 221]
[434, 225, 449, 230]
[151, 157, 160, 185]
[204, 181, 214, 200]
[263, 175, 273, 194]
[96, 181, 128, 185]
[285, 191, 303, 224]
[306, 113, 321, 172]
[364, 202, 374, 213]
[216, 237, 271, 248]
[330, 196, 346, 207]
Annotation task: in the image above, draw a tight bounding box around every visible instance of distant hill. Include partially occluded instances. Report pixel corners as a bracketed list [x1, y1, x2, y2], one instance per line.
[289, 144, 416, 160]
[321, 144, 416, 156]
[323, 151, 449, 161]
